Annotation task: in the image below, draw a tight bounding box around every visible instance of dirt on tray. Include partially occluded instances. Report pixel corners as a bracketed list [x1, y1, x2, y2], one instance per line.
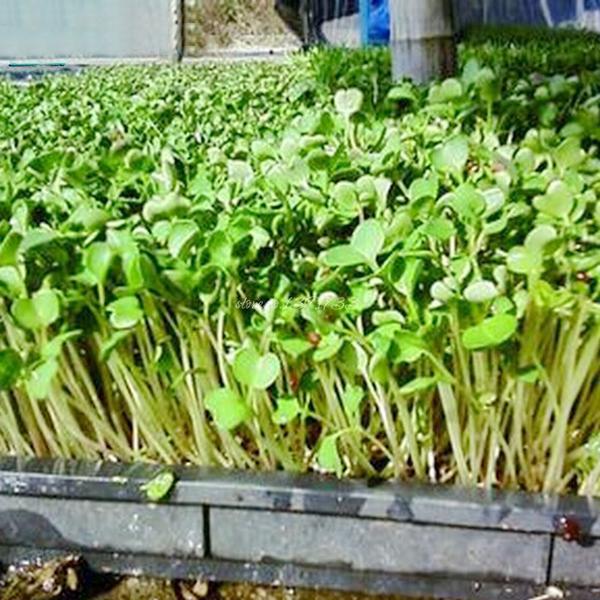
[0, 554, 435, 600]
[92, 578, 431, 600]
[0, 560, 438, 600]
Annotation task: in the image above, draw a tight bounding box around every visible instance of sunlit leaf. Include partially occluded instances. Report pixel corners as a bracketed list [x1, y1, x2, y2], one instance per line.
[432, 136, 469, 173]
[141, 471, 176, 503]
[317, 434, 343, 476]
[206, 388, 252, 430]
[272, 397, 301, 425]
[462, 314, 518, 350]
[12, 290, 60, 330]
[334, 88, 363, 120]
[233, 347, 281, 390]
[107, 296, 143, 330]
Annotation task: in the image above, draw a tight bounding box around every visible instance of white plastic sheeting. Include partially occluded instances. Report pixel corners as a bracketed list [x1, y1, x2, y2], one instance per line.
[0, 0, 179, 62]
[536, 0, 600, 29]
[321, 13, 362, 47]
[551, 0, 600, 30]
[453, 0, 600, 33]
[307, 0, 362, 46]
[389, 0, 455, 83]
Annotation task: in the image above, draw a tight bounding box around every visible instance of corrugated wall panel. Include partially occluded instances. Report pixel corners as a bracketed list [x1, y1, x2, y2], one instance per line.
[0, 0, 177, 61]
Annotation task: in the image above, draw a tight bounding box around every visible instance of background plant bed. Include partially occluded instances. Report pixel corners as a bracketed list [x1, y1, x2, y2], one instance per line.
[0, 458, 599, 599]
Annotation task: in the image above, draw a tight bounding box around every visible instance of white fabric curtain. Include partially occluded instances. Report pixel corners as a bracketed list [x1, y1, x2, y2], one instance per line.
[316, 0, 362, 47]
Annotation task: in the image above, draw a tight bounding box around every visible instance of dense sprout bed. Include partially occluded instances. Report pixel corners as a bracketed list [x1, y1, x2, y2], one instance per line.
[461, 25, 600, 77]
[0, 43, 598, 495]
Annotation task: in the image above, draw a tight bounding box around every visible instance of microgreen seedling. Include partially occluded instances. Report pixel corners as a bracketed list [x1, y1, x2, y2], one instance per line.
[0, 41, 598, 495]
[141, 471, 177, 503]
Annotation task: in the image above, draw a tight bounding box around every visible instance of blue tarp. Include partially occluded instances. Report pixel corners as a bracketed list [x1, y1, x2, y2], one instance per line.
[361, 0, 390, 45]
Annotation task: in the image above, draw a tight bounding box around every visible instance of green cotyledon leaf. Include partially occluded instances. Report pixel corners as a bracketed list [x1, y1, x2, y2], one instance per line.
[317, 434, 343, 477]
[464, 280, 499, 304]
[206, 388, 252, 430]
[233, 347, 281, 390]
[506, 246, 543, 275]
[107, 296, 143, 330]
[334, 88, 363, 120]
[0, 267, 25, 299]
[322, 219, 385, 270]
[431, 135, 469, 173]
[272, 397, 301, 425]
[313, 333, 343, 362]
[25, 359, 58, 400]
[533, 180, 574, 218]
[342, 385, 364, 421]
[227, 160, 254, 185]
[84, 242, 113, 286]
[141, 471, 176, 503]
[462, 314, 518, 350]
[399, 376, 438, 395]
[0, 231, 22, 267]
[12, 290, 60, 330]
[168, 221, 199, 259]
[351, 219, 385, 267]
[280, 337, 313, 358]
